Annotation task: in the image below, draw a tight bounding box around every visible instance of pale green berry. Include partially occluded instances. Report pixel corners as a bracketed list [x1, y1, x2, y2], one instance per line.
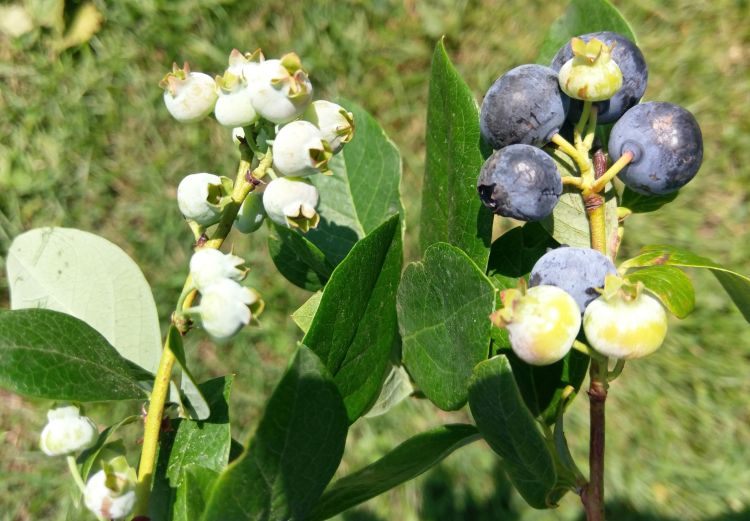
[304, 100, 354, 154]
[214, 72, 259, 128]
[234, 191, 266, 233]
[189, 249, 246, 292]
[160, 63, 217, 123]
[176, 173, 225, 226]
[558, 37, 623, 101]
[197, 279, 261, 340]
[584, 290, 667, 360]
[272, 120, 332, 177]
[39, 405, 97, 456]
[493, 285, 581, 366]
[262, 177, 320, 232]
[83, 456, 136, 520]
[248, 53, 313, 123]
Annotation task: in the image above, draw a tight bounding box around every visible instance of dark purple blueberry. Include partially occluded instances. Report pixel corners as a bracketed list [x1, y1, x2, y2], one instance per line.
[551, 31, 647, 124]
[529, 247, 617, 312]
[609, 101, 703, 195]
[477, 144, 562, 221]
[480, 64, 569, 150]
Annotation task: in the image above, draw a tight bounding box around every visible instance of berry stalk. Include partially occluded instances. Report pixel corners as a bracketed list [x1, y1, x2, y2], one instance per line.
[133, 141, 271, 518]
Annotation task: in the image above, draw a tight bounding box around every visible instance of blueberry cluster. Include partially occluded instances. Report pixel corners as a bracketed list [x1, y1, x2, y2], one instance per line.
[478, 31, 704, 219]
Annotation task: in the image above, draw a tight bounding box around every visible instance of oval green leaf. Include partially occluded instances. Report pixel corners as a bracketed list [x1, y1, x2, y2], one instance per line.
[421, 38, 493, 270]
[621, 245, 750, 322]
[625, 265, 695, 318]
[201, 346, 348, 521]
[399, 242, 495, 411]
[307, 424, 480, 521]
[304, 214, 402, 422]
[268, 223, 333, 292]
[0, 309, 147, 401]
[6, 227, 162, 374]
[468, 355, 557, 509]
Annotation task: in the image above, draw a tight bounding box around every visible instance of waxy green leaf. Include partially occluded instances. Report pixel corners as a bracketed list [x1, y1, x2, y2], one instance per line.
[537, 0, 637, 64]
[201, 346, 348, 521]
[6, 227, 162, 375]
[487, 222, 558, 279]
[621, 245, 750, 322]
[173, 465, 219, 521]
[291, 291, 323, 334]
[399, 243, 495, 411]
[0, 309, 147, 401]
[268, 223, 333, 292]
[308, 424, 480, 521]
[167, 376, 233, 487]
[363, 364, 414, 418]
[420, 38, 493, 269]
[620, 187, 679, 214]
[625, 265, 696, 318]
[469, 356, 557, 509]
[167, 326, 210, 420]
[304, 214, 402, 422]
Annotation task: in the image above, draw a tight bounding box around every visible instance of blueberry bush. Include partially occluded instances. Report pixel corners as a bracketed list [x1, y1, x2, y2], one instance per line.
[1, 0, 748, 520]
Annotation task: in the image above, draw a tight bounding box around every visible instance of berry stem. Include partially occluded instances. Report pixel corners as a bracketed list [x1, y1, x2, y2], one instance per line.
[590, 151, 633, 193]
[574, 101, 592, 148]
[66, 454, 87, 494]
[583, 104, 598, 150]
[133, 144, 273, 518]
[563, 176, 584, 188]
[550, 133, 591, 176]
[581, 147, 611, 521]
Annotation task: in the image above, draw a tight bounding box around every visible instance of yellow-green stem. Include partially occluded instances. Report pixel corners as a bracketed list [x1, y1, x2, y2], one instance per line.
[133, 150, 273, 517]
[574, 101, 593, 148]
[590, 152, 633, 193]
[551, 133, 592, 178]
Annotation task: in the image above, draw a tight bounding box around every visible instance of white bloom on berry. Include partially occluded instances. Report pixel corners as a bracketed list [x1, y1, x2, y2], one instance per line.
[197, 279, 261, 340]
[39, 405, 97, 456]
[234, 191, 266, 233]
[272, 121, 332, 177]
[248, 53, 312, 124]
[189, 249, 246, 291]
[177, 173, 225, 226]
[263, 177, 319, 232]
[214, 72, 259, 128]
[83, 457, 136, 521]
[304, 100, 354, 154]
[160, 63, 217, 123]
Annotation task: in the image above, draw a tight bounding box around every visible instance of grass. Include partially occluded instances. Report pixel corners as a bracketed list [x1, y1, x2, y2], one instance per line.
[1, 0, 749, 519]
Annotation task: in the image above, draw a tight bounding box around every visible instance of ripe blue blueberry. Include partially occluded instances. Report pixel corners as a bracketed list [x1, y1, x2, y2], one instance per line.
[529, 247, 617, 312]
[551, 31, 647, 124]
[477, 144, 562, 221]
[480, 64, 569, 150]
[609, 101, 703, 195]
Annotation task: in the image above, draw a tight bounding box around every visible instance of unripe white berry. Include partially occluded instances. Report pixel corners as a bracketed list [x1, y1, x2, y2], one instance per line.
[304, 100, 354, 154]
[198, 279, 260, 340]
[39, 405, 97, 456]
[161, 64, 217, 123]
[248, 55, 312, 124]
[177, 173, 225, 226]
[272, 121, 332, 177]
[189, 249, 246, 292]
[83, 458, 136, 521]
[262, 177, 320, 232]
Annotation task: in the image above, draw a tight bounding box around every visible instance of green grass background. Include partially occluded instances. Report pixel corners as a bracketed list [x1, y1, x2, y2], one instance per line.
[1, 0, 749, 519]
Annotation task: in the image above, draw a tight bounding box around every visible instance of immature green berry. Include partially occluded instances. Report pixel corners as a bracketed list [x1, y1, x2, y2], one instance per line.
[558, 37, 623, 101]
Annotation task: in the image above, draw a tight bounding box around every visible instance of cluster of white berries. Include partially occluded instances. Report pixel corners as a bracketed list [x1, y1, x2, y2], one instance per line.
[39, 405, 137, 520]
[186, 248, 263, 340]
[163, 49, 354, 235]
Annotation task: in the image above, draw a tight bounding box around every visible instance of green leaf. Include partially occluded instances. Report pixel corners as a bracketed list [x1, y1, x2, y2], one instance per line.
[625, 266, 695, 318]
[291, 291, 322, 334]
[537, 0, 637, 64]
[201, 346, 348, 521]
[468, 356, 557, 509]
[621, 245, 750, 322]
[420, 38, 493, 270]
[504, 349, 589, 426]
[167, 376, 233, 487]
[0, 309, 147, 401]
[487, 223, 558, 279]
[173, 465, 219, 521]
[267, 223, 333, 292]
[399, 243, 495, 411]
[78, 415, 139, 480]
[307, 424, 480, 521]
[620, 187, 679, 214]
[6, 227, 162, 374]
[167, 326, 210, 420]
[542, 180, 619, 250]
[363, 364, 414, 418]
[304, 214, 402, 422]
